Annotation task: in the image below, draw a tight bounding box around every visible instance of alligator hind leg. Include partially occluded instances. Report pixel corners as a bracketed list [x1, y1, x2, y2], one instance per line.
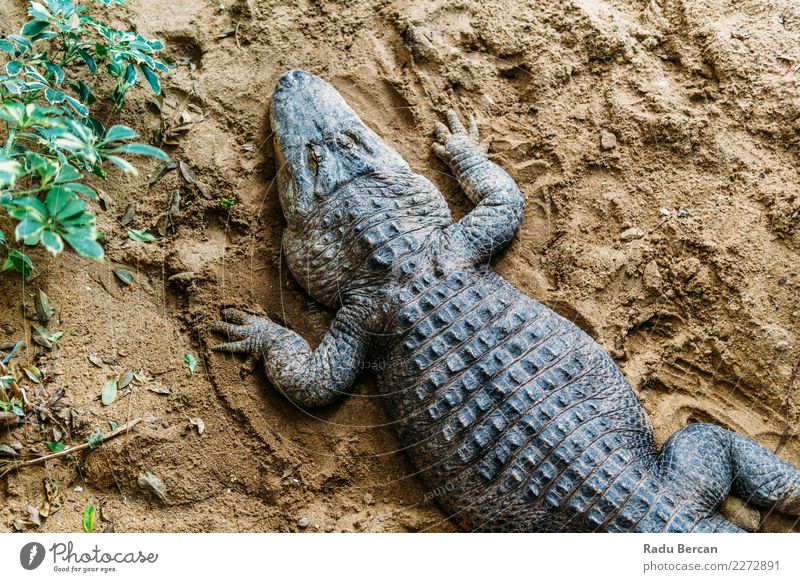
[657, 423, 800, 519]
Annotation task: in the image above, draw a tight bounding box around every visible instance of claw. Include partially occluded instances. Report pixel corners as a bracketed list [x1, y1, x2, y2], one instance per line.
[468, 114, 479, 141]
[210, 320, 247, 337]
[211, 339, 252, 354]
[431, 142, 447, 160]
[211, 308, 277, 358]
[220, 307, 255, 324]
[434, 121, 451, 143]
[447, 109, 465, 134]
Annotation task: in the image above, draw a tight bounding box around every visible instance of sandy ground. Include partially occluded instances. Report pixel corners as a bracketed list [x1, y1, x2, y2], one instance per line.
[1, 0, 800, 532]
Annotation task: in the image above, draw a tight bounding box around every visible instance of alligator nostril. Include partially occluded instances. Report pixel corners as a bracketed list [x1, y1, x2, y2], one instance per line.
[277, 73, 294, 89]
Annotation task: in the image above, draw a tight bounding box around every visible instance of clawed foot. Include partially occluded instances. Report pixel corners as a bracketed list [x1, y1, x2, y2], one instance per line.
[211, 308, 276, 355]
[431, 109, 489, 166]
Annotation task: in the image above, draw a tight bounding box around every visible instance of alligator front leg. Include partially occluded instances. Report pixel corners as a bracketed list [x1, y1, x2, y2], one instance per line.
[211, 306, 369, 408]
[432, 110, 525, 264]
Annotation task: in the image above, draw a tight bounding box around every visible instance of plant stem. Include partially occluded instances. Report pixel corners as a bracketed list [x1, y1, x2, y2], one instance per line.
[0, 418, 143, 477]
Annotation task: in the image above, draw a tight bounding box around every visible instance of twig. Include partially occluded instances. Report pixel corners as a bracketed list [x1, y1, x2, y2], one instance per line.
[774, 357, 800, 454]
[0, 418, 142, 478]
[234, 21, 242, 49]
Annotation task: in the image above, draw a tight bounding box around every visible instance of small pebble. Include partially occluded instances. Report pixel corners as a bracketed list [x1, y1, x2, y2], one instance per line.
[620, 227, 644, 242]
[73, 486, 83, 493]
[600, 131, 617, 150]
[363, 493, 374, 505]
[659, 208, 671, 217]
[677, 208, 689, 218]
[572, 104, 589, 121]
[297, 516, 309, 529]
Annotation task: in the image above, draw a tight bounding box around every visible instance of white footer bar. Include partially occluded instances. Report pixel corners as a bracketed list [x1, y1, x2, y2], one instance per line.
[2, 533, 798, 581]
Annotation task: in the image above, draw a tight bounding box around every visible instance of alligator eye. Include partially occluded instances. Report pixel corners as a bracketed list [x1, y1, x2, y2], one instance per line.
[307, 144, 323, 174]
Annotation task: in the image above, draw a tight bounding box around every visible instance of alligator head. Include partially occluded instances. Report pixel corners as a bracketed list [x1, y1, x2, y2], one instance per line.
[270, 69, 411, 226]
[269, 70, 451, 307]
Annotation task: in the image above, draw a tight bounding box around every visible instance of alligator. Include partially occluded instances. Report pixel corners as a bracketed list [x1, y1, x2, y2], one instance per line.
[212, 69, 800, 532]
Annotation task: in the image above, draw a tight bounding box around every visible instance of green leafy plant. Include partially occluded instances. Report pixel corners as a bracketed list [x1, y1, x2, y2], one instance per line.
[0, 0, 170, 276]
[0, 395, 24, 416]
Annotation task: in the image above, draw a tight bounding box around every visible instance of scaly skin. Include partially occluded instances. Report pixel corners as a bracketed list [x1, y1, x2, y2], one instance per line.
[212, 70, 800, 532]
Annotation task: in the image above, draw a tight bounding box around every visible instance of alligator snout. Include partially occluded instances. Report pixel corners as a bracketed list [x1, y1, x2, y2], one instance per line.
[275, 69, 310, 91]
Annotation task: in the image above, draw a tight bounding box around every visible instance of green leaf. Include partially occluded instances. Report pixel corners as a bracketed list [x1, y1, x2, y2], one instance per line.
[6, 60, 23, 76]
[107, 143, 170, 161]
[35, 288, 54, 321]
[46, 441, 65, 452]
[82, 504, 96, 533]
[24, 69, 48, 85]
[2, 250, 38, 279]
[184, 352, 197, 375]
[54, 161, 83, 184]
[15, 218, 46, 241]
[123, 63, 137, 86]
[106, 154, 137, 174]
[45, 62, 64, 85]
[0, 157, 24, 189]
[2, 340, 24, 365]
[64, 95, 88, 117]
[40, 230, 64, 255]
[31, 323, 62, 348]
[71, 81, 96, 105]
[54, 163, 82, 184]
[111, 84, 128, 110]
[44, 88, 65, 104]
[46, 186, 74, 217]
[22, 20, 50, 38]
[104, 125, 138, 142]
[86, 429, 103, 448]
[78, 48, 96, 74]
[27, 2, 51, 21]
[127, 229, 155, 243]
[62, 233, 104, 261]
[7, 35, 33, 53]
[140, 65, 161, 95]
[0, 40, 14, 56]
[54, 197, 87, 221]
[113, 267, 133, 285]
[59, 182, 97, 200]
[101, 376, 117, 406]
[8, 195, 47, 219]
